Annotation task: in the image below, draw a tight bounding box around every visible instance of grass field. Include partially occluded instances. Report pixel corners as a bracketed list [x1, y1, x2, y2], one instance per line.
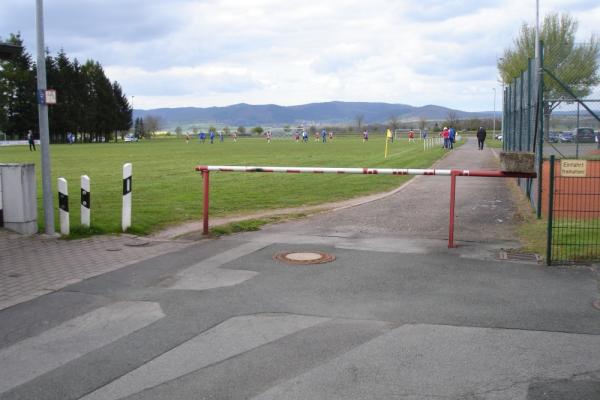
[1, 135, 451, 236]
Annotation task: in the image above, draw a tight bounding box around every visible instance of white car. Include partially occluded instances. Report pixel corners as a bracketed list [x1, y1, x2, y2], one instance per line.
[124, 134, 138, 142]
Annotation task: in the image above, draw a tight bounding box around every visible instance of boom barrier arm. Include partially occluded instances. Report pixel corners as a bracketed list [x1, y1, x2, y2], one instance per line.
[195, 165, 536, 247]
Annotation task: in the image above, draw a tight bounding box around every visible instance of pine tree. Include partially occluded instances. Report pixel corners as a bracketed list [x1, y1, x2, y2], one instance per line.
[112, 81, 132, 141]
[0, 33, 37, 139]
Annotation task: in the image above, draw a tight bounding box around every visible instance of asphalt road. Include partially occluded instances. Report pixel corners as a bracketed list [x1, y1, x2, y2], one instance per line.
[1, 139, 599, 400]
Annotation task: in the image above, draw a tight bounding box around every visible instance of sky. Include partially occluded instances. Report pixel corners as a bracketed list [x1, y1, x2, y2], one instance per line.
[1, 0, 599, 111]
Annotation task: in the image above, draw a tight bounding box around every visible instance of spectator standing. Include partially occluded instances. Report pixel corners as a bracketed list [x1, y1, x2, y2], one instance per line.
[27, 130, 36, 151]
[476, 126, 487, 150]
[448, 127, 456, 149]
[441, 127, 450, 149]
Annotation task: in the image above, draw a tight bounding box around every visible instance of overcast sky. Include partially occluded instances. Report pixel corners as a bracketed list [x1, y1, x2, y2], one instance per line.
[2, 0, 599, 111]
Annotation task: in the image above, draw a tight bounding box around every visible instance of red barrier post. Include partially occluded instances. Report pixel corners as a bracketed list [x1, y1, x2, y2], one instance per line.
[448, 170, 459, 248]
[202, 169, 209, 235]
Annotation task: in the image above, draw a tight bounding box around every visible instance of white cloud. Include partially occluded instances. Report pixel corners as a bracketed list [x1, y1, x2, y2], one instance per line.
[2, 0, 599, 111]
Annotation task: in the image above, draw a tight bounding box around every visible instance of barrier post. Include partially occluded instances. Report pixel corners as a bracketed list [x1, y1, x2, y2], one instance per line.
[58, 177, 69, 235]
[122, 163, 132, 232]
[448, 170, 459, 248]
[202, 169, 209, 234]
[81, 175, 90, 227]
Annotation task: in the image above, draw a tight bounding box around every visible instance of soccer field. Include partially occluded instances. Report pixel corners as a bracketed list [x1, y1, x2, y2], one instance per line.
[1, 135, 449, 235]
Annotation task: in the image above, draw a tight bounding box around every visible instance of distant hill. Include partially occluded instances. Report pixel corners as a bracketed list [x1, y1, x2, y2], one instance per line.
[132, 101, 493, 129]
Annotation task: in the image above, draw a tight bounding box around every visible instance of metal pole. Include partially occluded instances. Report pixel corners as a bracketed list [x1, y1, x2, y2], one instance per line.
[36, 0, 55, 234]
[202, 170, 210, 235]
[493, 88, 496, 136]
[448, 170, 459, 248]
[576, 103, 580, 159]
[536, 41, 544, 219]
[546, 155, 555, 265]
[535, 0, 540, 59]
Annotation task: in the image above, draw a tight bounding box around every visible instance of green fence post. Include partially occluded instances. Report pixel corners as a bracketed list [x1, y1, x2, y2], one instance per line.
[546, 155, 555, 266]
[503, 87, 508, 151]
[519, 72, 524, 151]
[526, 59, 532, 150]
[536, 40, 544, 219]
[526, 58, 533, 199]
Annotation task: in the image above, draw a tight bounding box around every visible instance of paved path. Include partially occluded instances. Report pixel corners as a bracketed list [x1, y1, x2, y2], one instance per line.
[1, 138, 599, 400]
[0, 232, 193, 310]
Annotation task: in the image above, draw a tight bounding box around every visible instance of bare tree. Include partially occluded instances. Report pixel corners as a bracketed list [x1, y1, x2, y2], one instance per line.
[355, 114, 365, 131]
[143, 115, 163, 139]
[445, 111, 459, 129]
[418, 117, 427, 131]
[388, 114, 400, 133]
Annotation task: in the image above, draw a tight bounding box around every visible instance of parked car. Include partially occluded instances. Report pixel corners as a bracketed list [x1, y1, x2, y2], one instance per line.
[494, 134, 503, 141]
[124, 134, 138, 142]
[574, 127, 596, 143]
[559, 132, 574, 143]
[547, 132, 559, 143]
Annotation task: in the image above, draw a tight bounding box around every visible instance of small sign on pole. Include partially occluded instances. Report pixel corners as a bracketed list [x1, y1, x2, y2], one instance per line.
[45, 89, 57, 105]
[560, 159, 587, 177]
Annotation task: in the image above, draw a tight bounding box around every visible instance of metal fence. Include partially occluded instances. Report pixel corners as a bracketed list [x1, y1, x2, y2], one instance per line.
[503, 55, 543, 214]
[503, 41, 600, 263]
[547, 155, 600, 264]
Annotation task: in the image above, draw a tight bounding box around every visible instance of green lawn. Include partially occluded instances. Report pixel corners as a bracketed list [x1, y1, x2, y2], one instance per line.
[1, 135, 448, 236]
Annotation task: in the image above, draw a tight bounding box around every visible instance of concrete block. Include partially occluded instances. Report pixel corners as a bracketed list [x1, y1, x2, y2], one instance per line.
[0, 163, 38, 235]
[499, 151, 535, 173]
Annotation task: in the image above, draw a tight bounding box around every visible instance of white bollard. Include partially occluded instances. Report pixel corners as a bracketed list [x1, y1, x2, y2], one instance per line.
[81, 175, 90, 227]
[58, 177, 69, 235]
[122, 163, 132, 232]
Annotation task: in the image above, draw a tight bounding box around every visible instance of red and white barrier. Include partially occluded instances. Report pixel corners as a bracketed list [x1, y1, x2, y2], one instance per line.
[195, 165, 536, 247]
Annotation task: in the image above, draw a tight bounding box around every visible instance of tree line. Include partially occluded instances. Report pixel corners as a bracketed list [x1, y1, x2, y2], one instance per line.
[0, 33, 132, 143]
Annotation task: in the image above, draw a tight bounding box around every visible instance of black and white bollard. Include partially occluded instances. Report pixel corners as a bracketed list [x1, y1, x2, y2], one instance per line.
[81, 175, 90, 227]
[122, 163, 132, 232]
[58, 177, 69, 235]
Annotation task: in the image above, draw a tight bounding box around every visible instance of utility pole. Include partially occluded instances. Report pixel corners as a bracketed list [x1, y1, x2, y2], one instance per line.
[36, 0, 55, 234]
[534, 0, 540, 58]
[493, 87, 497, 135]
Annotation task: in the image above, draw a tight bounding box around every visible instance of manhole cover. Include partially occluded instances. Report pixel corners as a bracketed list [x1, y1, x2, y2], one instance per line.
[498, 249, 542, 263]
[273, 251, 336, 265]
